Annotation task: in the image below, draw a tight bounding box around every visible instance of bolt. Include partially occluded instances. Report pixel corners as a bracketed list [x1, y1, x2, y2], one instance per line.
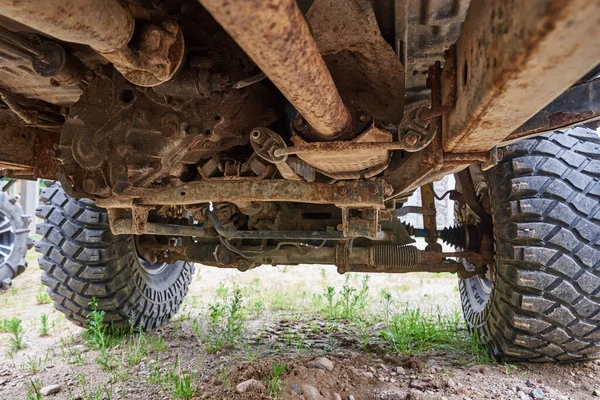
[405, 132, 419, 146]
[293, 117, 305, 130]
[368, 186, 379, 195]
[359, 114, 368, 122]
[141, 27, 162, 51]
[82, 179, 96, 193]
[161, 123, 177, 137]
[336, 223, 344, 232]
[337, 186, 348, 196]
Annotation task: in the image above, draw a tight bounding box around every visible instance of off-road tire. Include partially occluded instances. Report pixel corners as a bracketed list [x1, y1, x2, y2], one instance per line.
[34, 183, 195, 329]
[460, 126, 600, 361]
[0, 191, 33, 288]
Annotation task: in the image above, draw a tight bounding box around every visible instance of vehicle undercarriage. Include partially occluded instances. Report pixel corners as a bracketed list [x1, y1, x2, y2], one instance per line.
[1, 0, 600, 361]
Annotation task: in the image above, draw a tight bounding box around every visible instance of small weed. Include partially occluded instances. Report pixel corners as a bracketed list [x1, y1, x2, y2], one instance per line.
[217, 365, 232, 394]
[23, 353, 47, 374]
[202, 287, 245, 353]
[5, 317, 26, 351]
[150, 334, 167, 352]
[25, 379, 42, 400]
[126, 331, 149, 366]
[59, 331, 75, 347]
[36, 286, 51, 304]
[168, 366, 196, 400]
[148, 353, 163, 385]
[380, 289, 393, 324]
[216, 282, 229, 299]
[322, 275, 370, 320]
[265, 362, 288, 399]
[39, 314, 49, 337]
[80, 382, 113, 400]
[65, 348, 86, 366]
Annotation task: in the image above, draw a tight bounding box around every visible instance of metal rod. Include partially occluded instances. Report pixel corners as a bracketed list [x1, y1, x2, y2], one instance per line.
[1, 179, 16, 192]
[198, 0, 351, 139]
[0, 26, 41, 56]
[207, 211, 343, 240]
[273, 141, 407, 158]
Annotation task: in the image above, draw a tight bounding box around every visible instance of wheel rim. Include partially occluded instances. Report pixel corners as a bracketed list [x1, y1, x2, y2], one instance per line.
[133, 239, 169, 275]
[0, 210, 15, 264]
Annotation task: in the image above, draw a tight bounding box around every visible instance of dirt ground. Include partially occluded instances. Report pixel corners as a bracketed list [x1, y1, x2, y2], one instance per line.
[1, 249, 600, 400]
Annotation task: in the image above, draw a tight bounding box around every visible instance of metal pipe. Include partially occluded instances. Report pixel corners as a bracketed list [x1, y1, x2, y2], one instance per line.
[198, 0, 351, 139]
[207, 211, 343, 240]
[0, 0, 134, 53]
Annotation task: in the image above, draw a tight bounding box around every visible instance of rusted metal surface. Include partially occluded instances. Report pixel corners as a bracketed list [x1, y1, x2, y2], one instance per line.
[100, 20, 185, 87]
[307, 0, 405, 124]
[384, 61, 462, 199]
[250, 128, 301, 181]
[33, 129, 60, 179]
[96, 180, 386, 209]
[504, 78, 600, 145]
[0, 24, 82, 106]
[442, 0, 600, 153]
[291, 122, 394, 179]
[0, 108, 60, 179]
[0, 0, 183, 86]
[0, 0, 133, 52]
[60, 69, 278, 197]
[198, 0, 351, 139]
[420, 184, 442, 251]
[396, 0, 471, 103]
[168, 240, 489, 277]
[0, 110, 36, 172]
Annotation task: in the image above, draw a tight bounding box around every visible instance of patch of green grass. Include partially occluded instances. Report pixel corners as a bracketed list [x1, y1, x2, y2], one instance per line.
[265, 362, 289, 399]
[381, 306, 461, 355]
[380, 305, 492, 363]
[4, 317, 26, 352]
[39, 314, 49, 336]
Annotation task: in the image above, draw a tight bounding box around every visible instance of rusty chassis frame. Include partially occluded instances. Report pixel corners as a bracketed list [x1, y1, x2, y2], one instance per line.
[385, 0, 600, 199]
[1, 0, 600, 278]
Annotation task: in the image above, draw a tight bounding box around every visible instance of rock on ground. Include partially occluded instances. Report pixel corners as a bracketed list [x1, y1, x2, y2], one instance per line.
[306, 357, 334, 371]
[40, 384, 61, 396]
[235, 378, 263, 393]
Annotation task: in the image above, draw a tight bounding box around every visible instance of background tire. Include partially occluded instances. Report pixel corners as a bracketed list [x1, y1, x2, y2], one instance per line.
[0, 190, 33, 288]
[459, 126, 600, 361]
[35, 183, 195, 329]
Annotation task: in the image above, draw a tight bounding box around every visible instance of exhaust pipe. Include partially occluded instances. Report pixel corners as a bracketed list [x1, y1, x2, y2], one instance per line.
[198, 0, 351, 139]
